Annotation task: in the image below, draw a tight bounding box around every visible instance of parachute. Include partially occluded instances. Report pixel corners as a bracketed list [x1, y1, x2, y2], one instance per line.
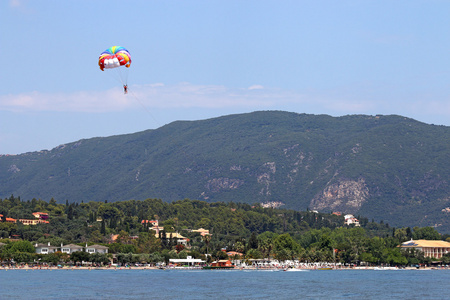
[99, 46, 131, 93]
[98, 46, 131, 71]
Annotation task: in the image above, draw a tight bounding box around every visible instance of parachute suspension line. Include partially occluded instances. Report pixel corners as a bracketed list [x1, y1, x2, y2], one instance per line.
[115, 66, 129, 86]
[127, 90, 205, 178]
[106, 69, 123, 85]
[128, 89, 160, 125]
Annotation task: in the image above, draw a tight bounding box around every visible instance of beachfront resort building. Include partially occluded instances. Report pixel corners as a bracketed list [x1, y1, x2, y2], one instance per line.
[211, 260, 234, 267]
[85, 244, 109, 254]
[399, 239, 450, 259]
[169, 256, 205, 267]
[61, 244, 84, 254]
[33, 243, 109, 255]
[35, 243, 58, 254]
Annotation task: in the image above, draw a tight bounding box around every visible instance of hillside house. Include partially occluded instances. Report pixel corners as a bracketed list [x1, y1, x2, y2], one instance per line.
[344, 214, 360, 226]
[226, 251, 244, 258]
[142, 220, 164, 235]
[163, 232, 189, 246]
[0, 214, 16, 223]
[32, 212, 49, 220]
[191, 228, 210, 236]
[18, 219, 49, 225]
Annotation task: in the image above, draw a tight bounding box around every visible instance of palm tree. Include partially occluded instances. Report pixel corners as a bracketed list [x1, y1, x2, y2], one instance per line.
[235, 241, 245, 254]
[258, 239, 269, 260]
[202, 234, 211, 255]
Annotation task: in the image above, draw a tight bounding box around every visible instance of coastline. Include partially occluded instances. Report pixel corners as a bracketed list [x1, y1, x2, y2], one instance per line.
[1, 265, 448, 271]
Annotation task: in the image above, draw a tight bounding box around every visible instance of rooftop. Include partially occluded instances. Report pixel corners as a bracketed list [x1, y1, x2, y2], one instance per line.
[401, 239, 450, 248]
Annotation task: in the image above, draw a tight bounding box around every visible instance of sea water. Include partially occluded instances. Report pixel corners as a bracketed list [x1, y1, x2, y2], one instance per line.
[1, 269, 449, 299]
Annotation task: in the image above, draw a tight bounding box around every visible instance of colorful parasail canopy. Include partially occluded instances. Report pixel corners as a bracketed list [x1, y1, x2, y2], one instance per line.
[98, 46, 131, 71]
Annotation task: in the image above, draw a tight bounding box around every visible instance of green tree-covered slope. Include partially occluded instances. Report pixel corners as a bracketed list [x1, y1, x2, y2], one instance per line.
[1, 111, 449, 231]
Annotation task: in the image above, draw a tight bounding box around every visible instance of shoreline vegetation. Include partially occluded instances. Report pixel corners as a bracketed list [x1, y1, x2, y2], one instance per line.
[1, 197, 450, 269]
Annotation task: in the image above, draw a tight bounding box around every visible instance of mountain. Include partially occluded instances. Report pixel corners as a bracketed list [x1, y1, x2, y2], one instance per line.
[1, 111, 449, 232]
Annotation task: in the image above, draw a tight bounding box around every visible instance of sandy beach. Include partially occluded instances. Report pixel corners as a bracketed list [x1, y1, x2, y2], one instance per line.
[1, 264, 448, 271]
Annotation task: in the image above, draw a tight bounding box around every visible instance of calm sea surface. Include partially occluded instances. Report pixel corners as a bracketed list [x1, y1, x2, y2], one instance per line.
[1, 269, 449, 299]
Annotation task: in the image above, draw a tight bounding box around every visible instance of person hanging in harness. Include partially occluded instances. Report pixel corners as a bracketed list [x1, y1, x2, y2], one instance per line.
[123, 84, 128, 94]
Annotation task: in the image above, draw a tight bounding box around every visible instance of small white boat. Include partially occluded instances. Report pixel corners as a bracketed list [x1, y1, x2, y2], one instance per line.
[374, 267, 399, 270]
[284, 268, 309, 272]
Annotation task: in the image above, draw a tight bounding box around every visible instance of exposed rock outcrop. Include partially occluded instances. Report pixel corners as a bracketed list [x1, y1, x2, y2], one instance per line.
[310, 178, 369, 213]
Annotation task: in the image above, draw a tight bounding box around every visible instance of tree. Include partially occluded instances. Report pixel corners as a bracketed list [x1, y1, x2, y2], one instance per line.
[385, 248, 408, 266]
[394, 228, 409, 243]
[245, 248, 262, 260]
[412, 227, 441, 240]
[67, 205, 74, 220]
[248, 232, 258, 250]
[117, 230, 130, 244]
[275, 248, 291, 263]
[202, 234, 212, 255]
[90, 253, 110, 265]
[2, 240, 35, 260]
[11, 251, 34, 263]
[42, 252, 64, 265]
[366, 237, 386, 264]
[70, 251, 90, 265]
[98, 205, 122, 220]
[133, 231, 161, 254]
[214, 250, 229, 262]
[234, 241, 245, 253]
[100, 219, 106, 235]
[440, 253, 450, 265]
[274, 233, 301, 254]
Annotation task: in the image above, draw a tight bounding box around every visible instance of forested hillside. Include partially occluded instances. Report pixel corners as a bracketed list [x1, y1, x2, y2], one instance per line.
[1, 111, 449, 232]
[1, 196, 449, 266]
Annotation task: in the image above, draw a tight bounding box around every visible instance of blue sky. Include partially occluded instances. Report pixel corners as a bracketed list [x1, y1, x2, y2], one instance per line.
[1, 0, 449, 155]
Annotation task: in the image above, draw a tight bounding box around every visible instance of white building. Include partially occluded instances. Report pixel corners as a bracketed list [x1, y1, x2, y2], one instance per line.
[85, 244, 109, 254]
[61, 244, 84, 254]
[399, 239, 450, 259]
[169, 256, 205, 266]
[34, 242, 58, 254]
[344, 214, 360, 226]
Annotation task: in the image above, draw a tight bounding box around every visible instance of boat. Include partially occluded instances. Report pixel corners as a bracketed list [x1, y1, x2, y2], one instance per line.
[284, 267, 309, 271]
[374, 267, 399, 270]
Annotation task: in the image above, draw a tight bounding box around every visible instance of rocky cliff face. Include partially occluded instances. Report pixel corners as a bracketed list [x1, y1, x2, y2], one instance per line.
[309, 178, 369, 214]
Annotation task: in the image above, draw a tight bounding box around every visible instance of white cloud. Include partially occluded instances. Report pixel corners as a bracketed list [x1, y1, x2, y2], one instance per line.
[0, 83, 301, 112]
[0, 89, 132, 113]
[248, 85, 264, 90]
[1, 83, 449, 126]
